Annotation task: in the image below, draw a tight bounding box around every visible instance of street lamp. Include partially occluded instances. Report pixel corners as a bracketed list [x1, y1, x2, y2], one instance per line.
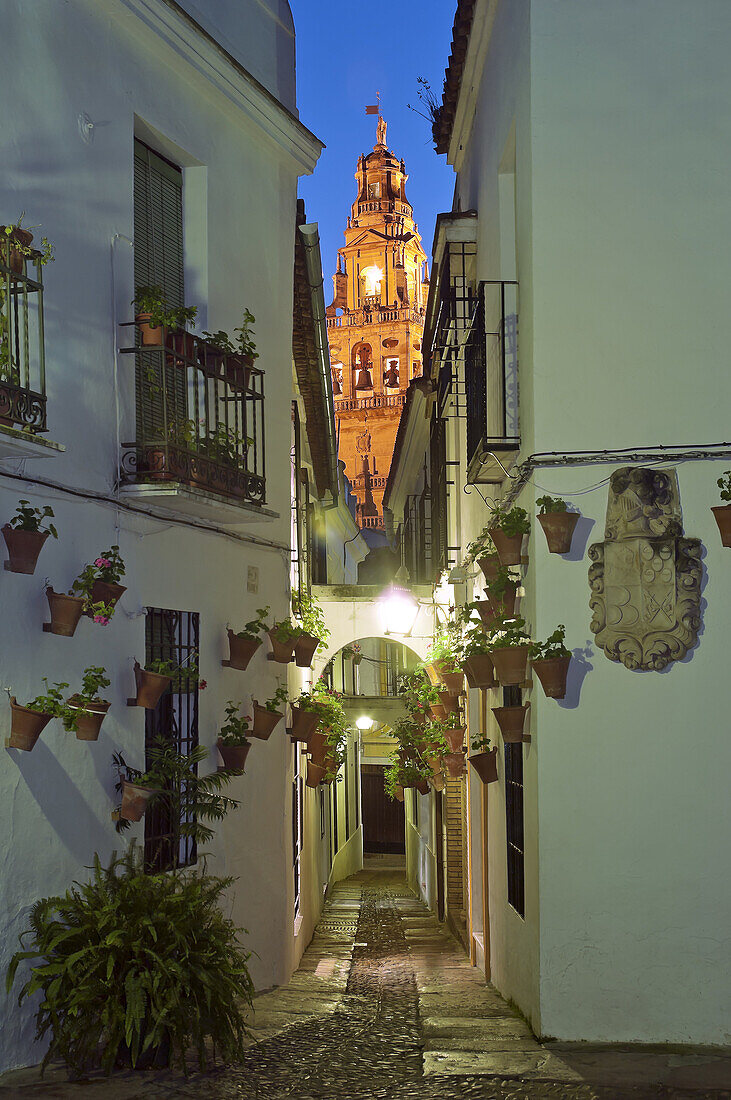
[378, 584, 420, 637]
[356, 715, 374, 731]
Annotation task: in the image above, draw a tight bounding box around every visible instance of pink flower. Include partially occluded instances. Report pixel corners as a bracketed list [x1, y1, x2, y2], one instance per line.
[94, 557, 111, 569]
[199, 679, 207, 690]
[93, 615, 110, 625]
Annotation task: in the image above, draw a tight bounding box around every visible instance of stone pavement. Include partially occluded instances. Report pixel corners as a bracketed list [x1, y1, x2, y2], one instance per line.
[0, 864, 729, 1098]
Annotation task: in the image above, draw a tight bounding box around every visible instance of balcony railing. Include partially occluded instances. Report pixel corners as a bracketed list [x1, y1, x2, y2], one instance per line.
[465, 280, 519, 483]
[326, 306, 423, 329]
[359, 514, 385, 530]
[119, 327, 265, 507]
[0, 236, 47, 432]
[335, 393, 406, 412]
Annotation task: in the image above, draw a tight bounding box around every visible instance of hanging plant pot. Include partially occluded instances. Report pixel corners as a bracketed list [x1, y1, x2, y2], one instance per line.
[492, 703, 529, 742]
[462, 654, 497, 689]
[217, 738, 251, 772]
[135, 311, 163, 346]
[538, 512, 579, 554]
[486, 581, 518, 618]
[429, 703, 447, 720]
[437, 690, 461, 716]
[711, 505, 731, 547]
[444, 726, 466, 753]
[415, 778, 430, 795]
[131, 660, 171, 709]
[294, 632, 321, 668]
[84, 580, 126, 618]
[352, 652, 363, 666]
[444, 750, 467, 778]
[491, 644, 531, 686]
[223, 630, 260, 671]
[224, 353, 252, 391]
[288, 705, 320, 744]
[251, 701, 283, 740]
[306, 760, 327, 788]
[532, 655, 571, 699]
[413, 709, 428, 727]
[44, 587, 85, 637]
[2, 526, 49, 574]
[307, 729, 328, 765]
[429, 773, 446, 792]
[120, 780, 159, 821]
[267, 628, 297, 664]
[477, 555, 501, 583]
[474, 600, 500, 629]
[488, 527, 525, 566]
[394, 785, 405, 802]
[469, 749, 498, 784]
[425, 753, 442, 776]
[7, 697, 52, 750]
[67, 696, 110, 741]
[432, 662, 464, 695]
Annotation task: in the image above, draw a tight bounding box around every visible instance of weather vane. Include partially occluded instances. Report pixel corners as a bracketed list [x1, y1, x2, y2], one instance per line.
[365, 92, 387, 145]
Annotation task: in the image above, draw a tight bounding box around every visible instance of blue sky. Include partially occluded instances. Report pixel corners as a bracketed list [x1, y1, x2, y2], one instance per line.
[292, 0, 456, 294]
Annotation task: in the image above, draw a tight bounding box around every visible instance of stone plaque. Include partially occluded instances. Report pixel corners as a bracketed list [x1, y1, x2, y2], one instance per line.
[588, 467, 702, 670]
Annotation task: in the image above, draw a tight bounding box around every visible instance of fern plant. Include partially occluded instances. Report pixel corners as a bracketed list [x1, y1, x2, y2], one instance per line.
[6, 845, 254, 1075]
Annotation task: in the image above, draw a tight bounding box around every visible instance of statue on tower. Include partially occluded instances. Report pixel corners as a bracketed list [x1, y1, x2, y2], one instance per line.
[377, 115, 387, 147]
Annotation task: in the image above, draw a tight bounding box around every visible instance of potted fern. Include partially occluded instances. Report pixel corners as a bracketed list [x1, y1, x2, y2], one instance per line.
[223, 606, 270, 670]
[531, 625, 572, 699]
[2, 499, 57, 574]
[251, 685, 288, 740]
[217, 701, 253, 771]
[488, 504, 531, 565]
[712, 471, 731, 546]
[6, 681, 76, 751]
[66, 666, 111, 741]
[489, 616, 532, 686]
[468, 733, 498, 783]
[267, 617, 301, 663]
[292, 590, 330, 667]
[536, 495, 579, 554]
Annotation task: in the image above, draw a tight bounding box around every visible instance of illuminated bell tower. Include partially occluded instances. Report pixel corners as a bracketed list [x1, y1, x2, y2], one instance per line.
[326, 115, 429, 531]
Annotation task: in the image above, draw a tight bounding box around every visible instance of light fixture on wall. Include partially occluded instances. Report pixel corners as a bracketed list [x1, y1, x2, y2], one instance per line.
[377, 584, 420, 637]
[356, 715, 374, 731]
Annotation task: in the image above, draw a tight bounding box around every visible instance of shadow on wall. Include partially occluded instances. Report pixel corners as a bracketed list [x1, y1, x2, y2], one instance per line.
[357, 546, 400, 585]
[558, 642, 594, 709]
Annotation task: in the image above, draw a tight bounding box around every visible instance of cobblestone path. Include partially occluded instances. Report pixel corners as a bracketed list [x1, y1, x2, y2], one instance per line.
[0, 867, 728, 1099]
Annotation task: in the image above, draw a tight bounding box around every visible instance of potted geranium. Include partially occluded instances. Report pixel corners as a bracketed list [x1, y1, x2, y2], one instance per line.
[43, 585, 88, 637]
[712, 471, 731, 546]
[267, 617, 301, 663]
[217, 701, 253, 772]
[460, 626, 497, 689]
[428, 632, 464, 695]
[129, 658, 174, 709]
[73, 545, 126, 617]
[487, 504, 531, 565]
[289, 689, 323, 743]
[492, 699, 530, 742]
[536, 495, 579, 554]
[292, 590, 330, 667]
[1, 215, 54, 275]
[489, 616, 532, 686]
[251, 685, 288, 740]
[6, 680, 75, 751]
[466, 529, 499, 583]
[2, 499, 57, 574]
[482, 563, 519, 618]
[430, 715, 466, 777]
[66, 666, 111, 741]
[468, 733, 498, 783]
[223, 606, 270, 670]
[132, 285, 198, 348]
[531, 625, 572, 699]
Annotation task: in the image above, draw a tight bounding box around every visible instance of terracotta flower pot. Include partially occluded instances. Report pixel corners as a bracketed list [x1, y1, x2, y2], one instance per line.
[444, 750, 467, 777]
[250, 701, 283, 740]
[413, 709, 428, 726]
[84, 579, 126, 618]
[425, 753, 442, 775]
[429, 773, 446, 791]
[307, 729, 328, 765]
[469, 749, 498, 783]
[394, 785, 405, 802]
[490, 644, 531, 686]
[433, 663, 464, 695]
[474, 600, 500, 629]
[415, 778, 430, 795]
[711, 505, 731, 547]
[224, 353, 252, 391]
[429, 703, 447, 720]
[306, 760, 327, 788]
[132, 661, 171, 708]
[538, 511, 579, 554]
[289, 705, 320, 743]
[135, 311, 163, 346]
[267, 628, 297, 664]
[2, 526, 49, 574]
[477, 555, 501, 583]
[294, 632, 320, 668]
[224, 630, 260, 670]
[532, 655, 571, 699]
[462, 654, 497, 689]
[217, 738, 251, 772]
[8, 697, 52, 750]
[67, 697, 110, 741]
[444, 726, 465, 753]
[486, 581, 518, 618]
[437, 690, 461, 716]
[44, 588, 85, 637]
[120, 780, 159, 821]
[492, 703, 529, 742]
[0, 226, 33, 275]
[488, 527, 525, 566]
[352, 653, 363, 665]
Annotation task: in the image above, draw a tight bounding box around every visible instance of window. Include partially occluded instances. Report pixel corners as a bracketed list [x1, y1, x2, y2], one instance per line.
[504, 685, 525, 917]
[143, 607, 200, 873]
[429, 409, 447, 580]
[293, 743, 303, 917]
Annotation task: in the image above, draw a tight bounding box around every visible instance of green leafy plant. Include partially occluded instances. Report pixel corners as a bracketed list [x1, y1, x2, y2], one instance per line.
[292, 590, 330, 647]
[489, 504, 531, 537]
[7, 500, 57, 538]
[144, 658, 177, 677]
[466, 529, 496, 562]
[12, 680, 76, 729]
[263, 685, 288, 713]
[202, 308, 258, 361]
[483, 564, 519, 601]
[270, 617, 301, 643]
[531, 624, 570, 661]
[462, 624, 495, 657]
[232, 606, 270, 640]
[717, 471, 731, 502]
[397, 667, 439, 716]
[429, 628, 463, 671]
[204, 423, 253, 464]
[536, 495, 568, 514]
[132, 285, 198, 330]
[2, 215, 54, 266]
[6, 845, 254, 1075]
[470, 732, 492, 753]
[64, 667, 111, 731]
[489, 615, 532, 650]
[219, 701, 252, 747]
[69, 546, 126, 624]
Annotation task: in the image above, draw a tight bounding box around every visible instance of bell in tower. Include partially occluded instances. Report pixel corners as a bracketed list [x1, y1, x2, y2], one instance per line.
[353, 342, 373, 390]
[383, 359, 399, 388]
[355, 364, 373, 390]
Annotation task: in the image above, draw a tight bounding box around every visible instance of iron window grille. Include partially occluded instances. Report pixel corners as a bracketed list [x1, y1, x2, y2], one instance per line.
[293, 742, 303, 917]
[429, 409, 448, 580]
[503, 685, 525, 917]
[0, 237, 47, 432]
[465, 281, 519, 483]
[144, 607, 200, 874]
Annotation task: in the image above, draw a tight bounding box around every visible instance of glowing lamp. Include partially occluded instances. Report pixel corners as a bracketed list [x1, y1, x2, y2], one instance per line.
[378, 584, 419, 637]
[356, 715, 374, 731]
[361, 265, 383, 296]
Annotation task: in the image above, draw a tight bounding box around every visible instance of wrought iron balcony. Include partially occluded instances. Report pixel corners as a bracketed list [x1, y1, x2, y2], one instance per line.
[465, 280, 519, 483]
[0, 236, 47, 433]
[119, 327, 265, 509]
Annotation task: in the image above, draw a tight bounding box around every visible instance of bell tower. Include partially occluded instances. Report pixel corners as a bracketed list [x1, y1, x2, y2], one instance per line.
[326, 115, 429, 531]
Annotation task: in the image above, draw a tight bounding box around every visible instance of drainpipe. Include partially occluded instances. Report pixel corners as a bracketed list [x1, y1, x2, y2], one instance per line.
[299, 222, 339, 506]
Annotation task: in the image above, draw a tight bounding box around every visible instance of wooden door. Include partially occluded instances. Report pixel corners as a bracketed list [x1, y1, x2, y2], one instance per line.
[361, 765, 405, 853]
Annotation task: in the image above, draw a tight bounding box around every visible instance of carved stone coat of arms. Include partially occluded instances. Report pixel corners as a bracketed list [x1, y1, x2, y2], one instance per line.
[588, 467, 702, 671]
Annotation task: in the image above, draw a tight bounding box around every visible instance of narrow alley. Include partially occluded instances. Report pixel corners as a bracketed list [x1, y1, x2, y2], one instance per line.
[2, 860, 728, 1100]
